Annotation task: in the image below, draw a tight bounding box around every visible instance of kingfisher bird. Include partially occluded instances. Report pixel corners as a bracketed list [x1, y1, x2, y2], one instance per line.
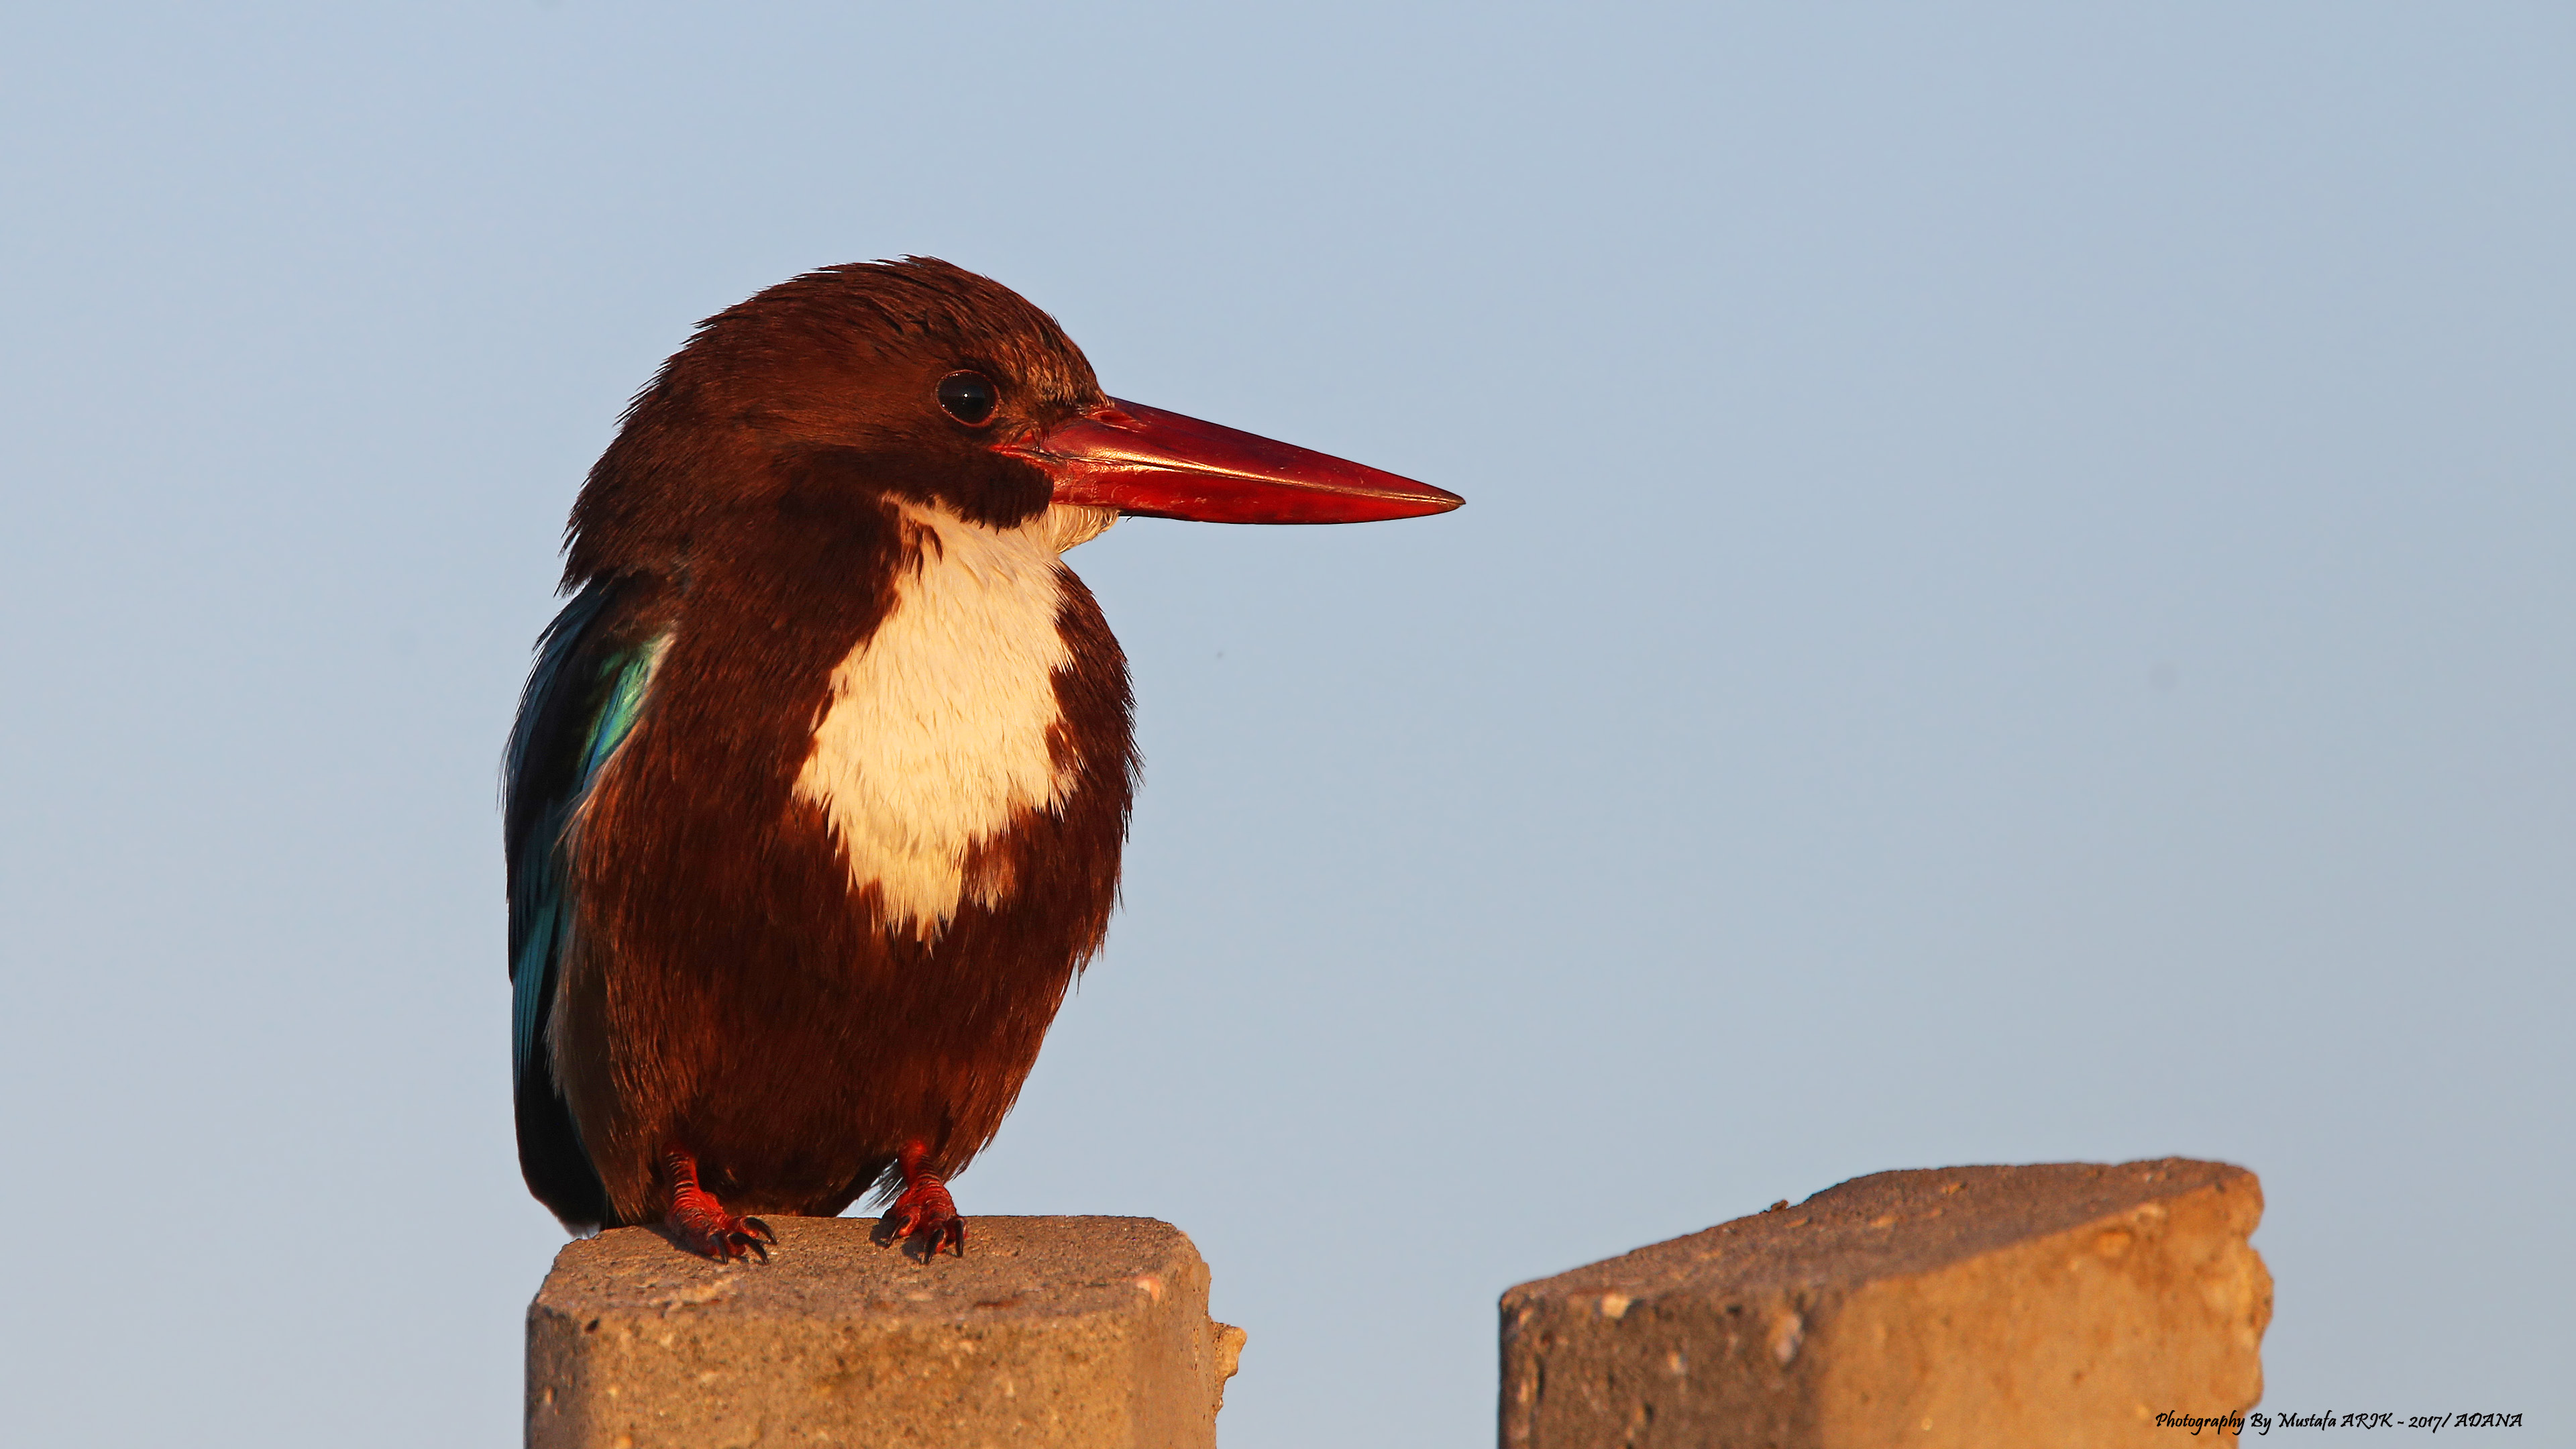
[505, 258, 1460, 1260]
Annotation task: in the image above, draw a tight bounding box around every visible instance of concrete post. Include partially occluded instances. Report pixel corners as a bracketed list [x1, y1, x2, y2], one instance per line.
[1499, 1158, 2271, 1448]
[527, 1215, 1244, 1449]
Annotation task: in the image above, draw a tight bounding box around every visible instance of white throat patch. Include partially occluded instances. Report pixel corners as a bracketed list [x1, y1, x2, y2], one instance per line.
[792, 503, 1113, 938]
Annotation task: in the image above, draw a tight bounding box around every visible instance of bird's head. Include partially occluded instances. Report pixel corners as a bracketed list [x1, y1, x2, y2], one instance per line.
[563, 257, 1459, 584]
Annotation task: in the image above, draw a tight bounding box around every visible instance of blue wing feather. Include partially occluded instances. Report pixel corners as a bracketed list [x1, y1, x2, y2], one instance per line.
[504, 579, 665, 1226]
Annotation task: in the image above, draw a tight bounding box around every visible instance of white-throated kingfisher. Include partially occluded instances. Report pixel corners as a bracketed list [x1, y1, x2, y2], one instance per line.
[505, 258, 1460, 1260]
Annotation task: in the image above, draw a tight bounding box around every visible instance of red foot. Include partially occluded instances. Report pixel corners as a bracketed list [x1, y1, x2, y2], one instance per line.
[664, 1148, 774, 1263]
[883, 1142, 967, 1258]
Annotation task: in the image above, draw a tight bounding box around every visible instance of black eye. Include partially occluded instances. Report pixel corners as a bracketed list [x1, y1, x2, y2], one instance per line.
[936, 370, 998, 426]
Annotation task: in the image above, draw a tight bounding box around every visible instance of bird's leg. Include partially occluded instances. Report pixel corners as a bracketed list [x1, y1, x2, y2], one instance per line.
[663, 1146, 774, 1263]
[883, 1140, 967, 1258]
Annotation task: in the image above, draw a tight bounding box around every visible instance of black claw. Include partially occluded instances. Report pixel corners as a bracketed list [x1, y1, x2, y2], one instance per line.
[745, 1217, 777, 1244]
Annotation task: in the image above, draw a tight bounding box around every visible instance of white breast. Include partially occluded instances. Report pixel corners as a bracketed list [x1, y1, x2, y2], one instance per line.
[792, 502, 1113, 938]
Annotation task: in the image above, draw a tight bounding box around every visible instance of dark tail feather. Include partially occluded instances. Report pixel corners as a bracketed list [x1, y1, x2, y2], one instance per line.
[516, 1057, 616, 1232]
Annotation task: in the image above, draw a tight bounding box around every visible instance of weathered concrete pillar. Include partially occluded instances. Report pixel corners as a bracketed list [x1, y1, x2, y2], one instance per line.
[527, 1215, 1244, 1449]
[1500, 1158, 2270, 1448]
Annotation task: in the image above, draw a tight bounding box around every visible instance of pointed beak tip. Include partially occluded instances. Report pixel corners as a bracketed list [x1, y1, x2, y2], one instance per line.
[1364, 485, 1464, 523]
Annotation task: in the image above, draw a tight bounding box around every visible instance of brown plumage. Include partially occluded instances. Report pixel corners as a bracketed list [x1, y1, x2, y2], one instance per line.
[505, 258, 1458, 1258]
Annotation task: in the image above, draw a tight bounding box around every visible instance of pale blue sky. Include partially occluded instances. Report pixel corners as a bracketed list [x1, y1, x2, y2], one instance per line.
[3, 3, 2568, 1443]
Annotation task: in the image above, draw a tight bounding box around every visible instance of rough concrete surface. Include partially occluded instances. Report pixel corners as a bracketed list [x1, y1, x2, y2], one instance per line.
[1499, 1159, 2270, 1449]
[527, 1215, 1244, 1449]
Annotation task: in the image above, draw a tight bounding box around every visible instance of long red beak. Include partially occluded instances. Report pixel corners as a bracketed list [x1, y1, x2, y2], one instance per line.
[1000, 399, 1463, 524]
